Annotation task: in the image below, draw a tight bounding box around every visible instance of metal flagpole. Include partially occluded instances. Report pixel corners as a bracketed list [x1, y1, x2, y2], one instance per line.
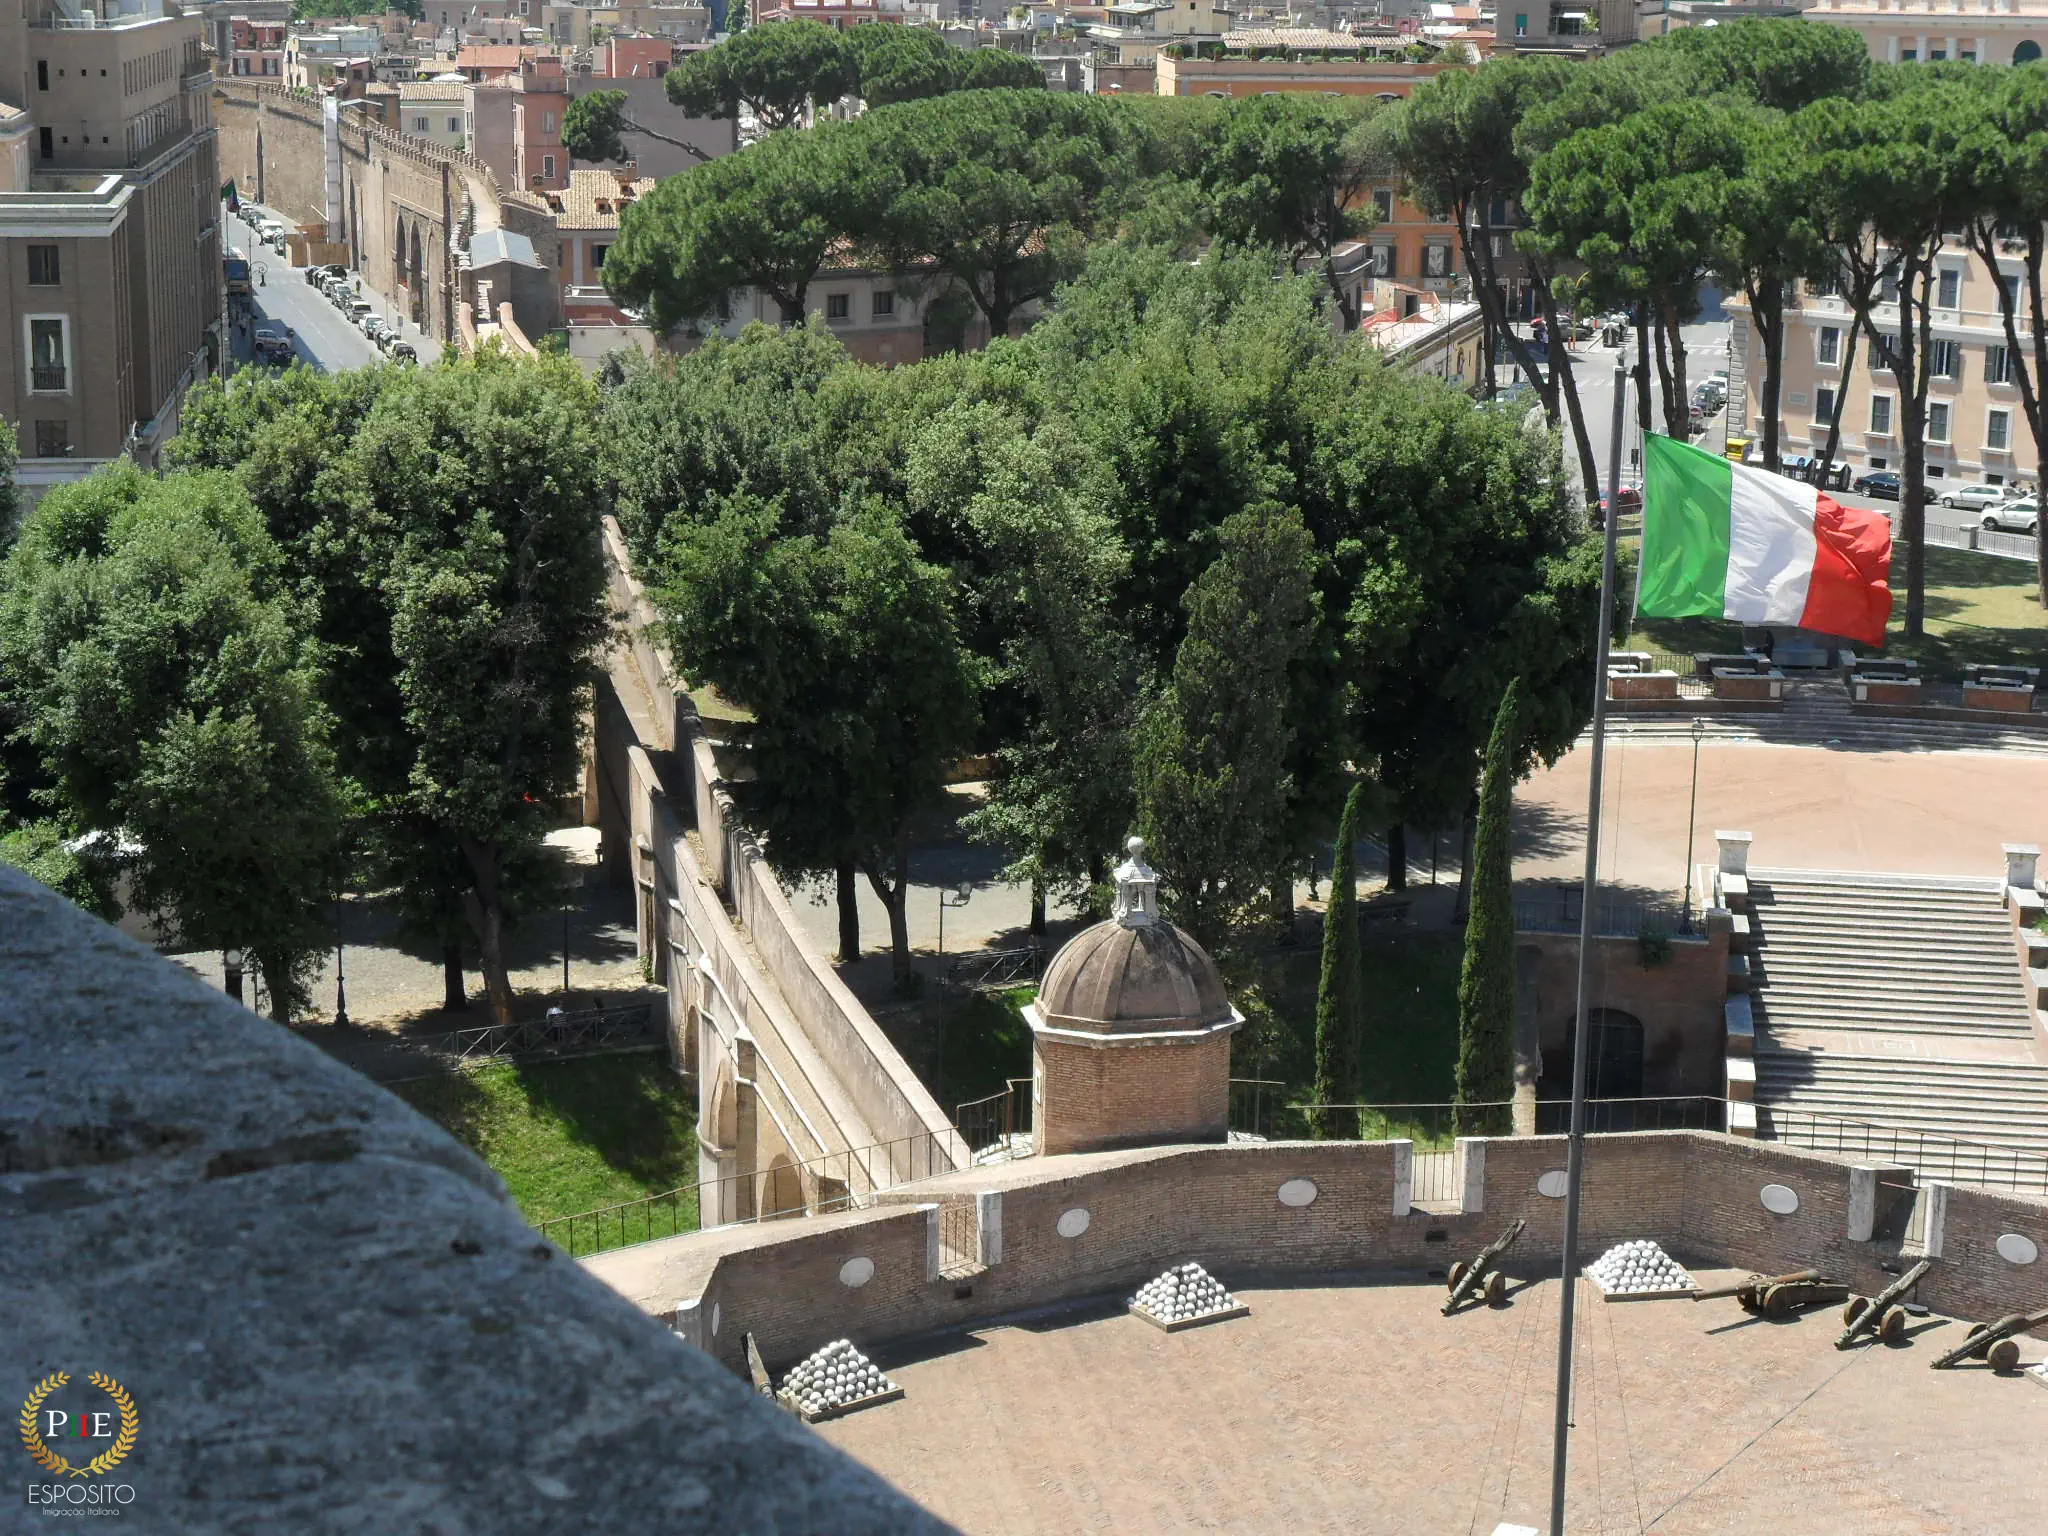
[1549, 359, 1630, 1535]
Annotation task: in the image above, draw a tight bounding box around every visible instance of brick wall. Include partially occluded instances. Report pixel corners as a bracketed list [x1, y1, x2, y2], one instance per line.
[1518, 923, 1729, 1099]
[1033, 1033, 1231, 1155]
[584, 1131, 2048, 1378]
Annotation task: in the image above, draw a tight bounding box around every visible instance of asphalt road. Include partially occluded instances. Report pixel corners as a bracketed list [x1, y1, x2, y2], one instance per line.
[224, 206, 431, 375]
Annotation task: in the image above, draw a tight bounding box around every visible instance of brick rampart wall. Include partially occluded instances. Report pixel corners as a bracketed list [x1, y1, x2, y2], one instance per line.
[584, 1132, 2048, 1377]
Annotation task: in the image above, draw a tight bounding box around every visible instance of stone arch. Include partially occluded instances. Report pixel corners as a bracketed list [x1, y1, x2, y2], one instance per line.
[761, 1155, 804, 1221]
[409, 224, 426, 326]
[2016, 39, 2042, 63]
[1539, 1007, 1646, 1105]
[704, 1061, 738, 1153]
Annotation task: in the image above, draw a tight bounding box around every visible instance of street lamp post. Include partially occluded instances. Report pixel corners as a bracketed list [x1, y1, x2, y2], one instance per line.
[333, 896, 349, 1028]
[1681, 715, 1706, 932]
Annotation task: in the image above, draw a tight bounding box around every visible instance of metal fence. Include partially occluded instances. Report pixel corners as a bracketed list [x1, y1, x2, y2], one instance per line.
[955, 1078, 1034, 1160]
[1913, 518, 2040, 565]
[1532, 1096, 1726, 1134]
[535, 1128, 963, 1259]
[947, 946, 1045, 993]
[407, 1002, 660, 1066]
[1757, 1106, 2048, 1195]
[1232, 1097, 1513, 1147]
[1512, 890, 1685, 938]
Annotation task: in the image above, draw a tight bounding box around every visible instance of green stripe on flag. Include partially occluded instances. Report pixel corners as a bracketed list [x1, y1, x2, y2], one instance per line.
[1638, 434, 1734, 620]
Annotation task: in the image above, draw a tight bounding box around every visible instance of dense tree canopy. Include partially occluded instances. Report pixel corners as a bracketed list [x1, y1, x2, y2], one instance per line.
[666, 19, 855, 130]
[0, 464, 345, 1017]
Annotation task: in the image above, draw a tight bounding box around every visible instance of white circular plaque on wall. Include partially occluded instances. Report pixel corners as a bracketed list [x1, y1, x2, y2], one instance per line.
[711, 1302, 721, 1337]
[1056, 1207, 1091, 1239]
[839, 1256, 876, 1288]
[1537, 1170, 1570, 1199]
[1277, 1178, 1319, 1208]
[1996, 1232, 2039, 1266]
[1759, 1183, 1800, 1216]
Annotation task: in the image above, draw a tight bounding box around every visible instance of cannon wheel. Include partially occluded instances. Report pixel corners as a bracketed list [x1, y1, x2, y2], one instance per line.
[1448, 1261, 1468, 1292]
[1878, 1305, 1907, 1344]
[1763, 1285, 1794, 1319]
[1962, 1323, 1992, 1356]
[1842, 1296, 1871, 1330]
[1988, 1338, 2022, 1374]
[1485, 1270, 1508, 1306]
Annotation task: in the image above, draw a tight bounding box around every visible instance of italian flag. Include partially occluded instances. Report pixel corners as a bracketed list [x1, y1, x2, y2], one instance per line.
[1637, 434, 1894, 647]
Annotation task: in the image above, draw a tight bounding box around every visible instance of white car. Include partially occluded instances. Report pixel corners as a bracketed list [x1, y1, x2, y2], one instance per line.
[1983, 495, 2039, 534]
[1939, 483, 2016, 513]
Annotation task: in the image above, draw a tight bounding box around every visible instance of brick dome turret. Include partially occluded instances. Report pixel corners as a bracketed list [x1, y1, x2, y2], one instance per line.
[1035, 919, 1233, 1037]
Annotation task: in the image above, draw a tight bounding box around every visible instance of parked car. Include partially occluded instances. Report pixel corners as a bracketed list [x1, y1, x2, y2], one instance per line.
[1853, 470, 1902, 500]
[306, 263, 343, 286]
[390, 341, 418, 364]
[250, 325, 293, 366]
[362, 316, 393, 345]
[1984, 495, 2040, 534]
[1939, 483, 2016, 513]
[343, 299, 374, 328]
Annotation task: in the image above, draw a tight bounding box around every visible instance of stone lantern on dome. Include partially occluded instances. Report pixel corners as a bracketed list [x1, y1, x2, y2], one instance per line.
[1022, 838, 1244, 1157]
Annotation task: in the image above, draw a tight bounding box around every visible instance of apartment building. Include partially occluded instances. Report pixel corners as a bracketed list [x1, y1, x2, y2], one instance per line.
[1730, 244, 2041, 490]
[465, 55, 569, 191]
[755, 0, 910, 24]
[1493, 0, 1633, 53]
[2, 0, 223, 498]
[225, 15, 287, 77]
[1088, 0, 1235, 66]
[366, 78, 470, 149]
[1801, 0, 2047, 65]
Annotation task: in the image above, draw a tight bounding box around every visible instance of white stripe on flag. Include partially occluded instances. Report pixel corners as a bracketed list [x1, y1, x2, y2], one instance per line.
[1723, 468, 1819, 626]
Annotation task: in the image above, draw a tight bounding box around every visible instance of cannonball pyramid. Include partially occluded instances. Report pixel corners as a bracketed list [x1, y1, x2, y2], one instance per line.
[1587, 1239, 1696, 1299]
[1129, 1262, 1250, 1331]
[776, 1339, 902, 1422]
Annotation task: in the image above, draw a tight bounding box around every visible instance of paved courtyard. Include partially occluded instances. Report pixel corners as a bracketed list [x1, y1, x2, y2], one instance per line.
[1515, 741, 2048, 899]
[817, 1270, 2046, 1536]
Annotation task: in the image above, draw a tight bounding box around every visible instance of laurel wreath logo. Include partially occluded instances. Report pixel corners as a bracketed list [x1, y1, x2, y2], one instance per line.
[18, 1371, 138, 1478]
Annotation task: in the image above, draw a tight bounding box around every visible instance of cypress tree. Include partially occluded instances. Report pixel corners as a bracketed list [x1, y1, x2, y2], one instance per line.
[1309, 781, 1367, 1136]
[1455, 680, 1521, 1137]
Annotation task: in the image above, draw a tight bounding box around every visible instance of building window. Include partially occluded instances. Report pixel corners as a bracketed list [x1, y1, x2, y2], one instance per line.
[1901, 47, 1917, 60]
[1817, 325, 1839, 366]
[1987, 344, 2012, 385]
[1880, 272, 1899, 305]
[27, 317, 68, 393]
[2001, 274, 2022, 312]
[591, 244, 608, 269]
[1937, 267, 1961, 308]
[449, 115, 461, 132]
[826, 293, 850, 320]
[38, 126, 52, 159]
[1869, 394, 1892, 435]
[416, 115, 429, 131]
[1372, 189, 1393, 222]
[1988, 408, 2011, 451]
[1514, 12, 1527, 35]
[1929, 340, 1961, 379]
[34, 420, 70, 457]
[872, 291, 894, 318]
[1929, 47, 1947, 61]
[543, 112, 555, 134]
[1815, 386, 1835, 424]
[1371, 245, 1394, 277]
[37, 60, 49, 91]
[1927, 401, 1950, 442]
[27, 246, 60, 286]
[541, 153, 556, 178]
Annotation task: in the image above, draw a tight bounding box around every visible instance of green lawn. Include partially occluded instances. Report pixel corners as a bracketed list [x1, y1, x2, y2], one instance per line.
[1231, 931, 1464, 1139]
[393, 1053, 698, 1232]
[1626, 541, 2047, 676]
[934, 985, 1035, 1116]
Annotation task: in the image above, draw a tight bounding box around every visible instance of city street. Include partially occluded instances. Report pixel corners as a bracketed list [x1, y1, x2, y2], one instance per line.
[223, 205, 432, 375]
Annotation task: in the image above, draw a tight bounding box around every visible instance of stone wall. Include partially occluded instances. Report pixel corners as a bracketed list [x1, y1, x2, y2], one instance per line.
[594, 517, 965, 1224]
[586, 1130, 2048, 1378]
[0, 865, 940, 1532]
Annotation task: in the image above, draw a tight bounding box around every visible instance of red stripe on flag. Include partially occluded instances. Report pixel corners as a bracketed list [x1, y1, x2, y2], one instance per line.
[1798, 493, 1893, 647]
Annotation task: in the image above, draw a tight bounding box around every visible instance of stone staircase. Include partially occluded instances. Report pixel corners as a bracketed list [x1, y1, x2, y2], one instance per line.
[1597, 682, 2048, 756]
[1739, 871, 2048, 1156]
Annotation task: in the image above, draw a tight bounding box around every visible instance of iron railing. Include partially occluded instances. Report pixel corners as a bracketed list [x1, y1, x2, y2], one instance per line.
[536, 1128, 964, 1259]
[955, 1078, 1034, 1159]
[407, 1001, 660, 1065]
[1228, 1089, 1723, 1143]
[937, 1200, 982, 1279]
[1532, 1095, 1725, 1134]
[1513, 890, 1685, 938]
[1757, 1106, 2048, 1194]
[947, 945, 1045, 993]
